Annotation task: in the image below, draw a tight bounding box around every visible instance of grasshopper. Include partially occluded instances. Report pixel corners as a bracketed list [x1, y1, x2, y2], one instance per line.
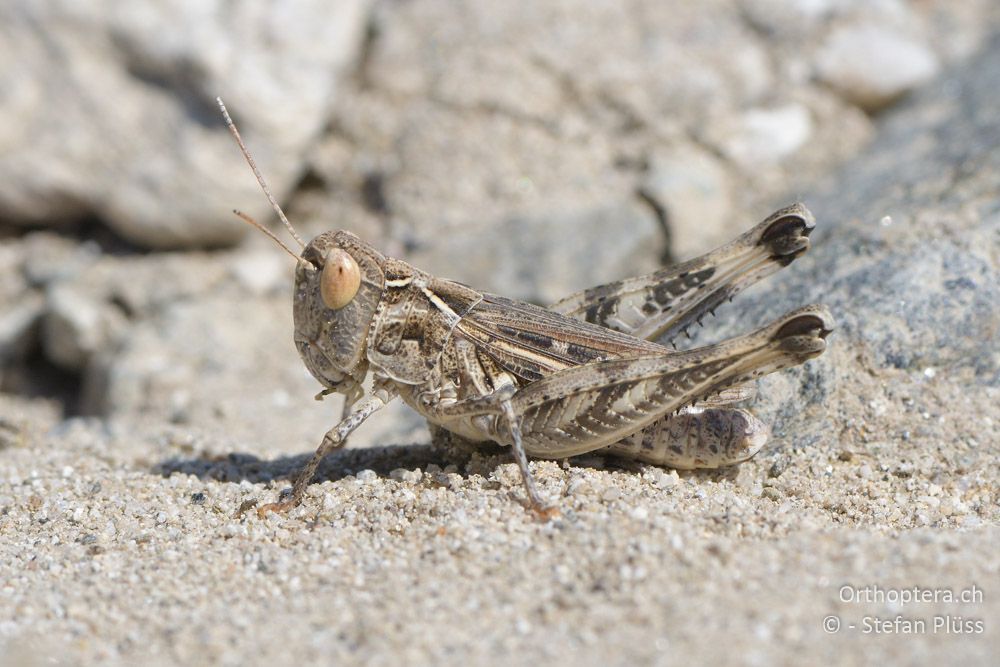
[217, 99, 834, 518]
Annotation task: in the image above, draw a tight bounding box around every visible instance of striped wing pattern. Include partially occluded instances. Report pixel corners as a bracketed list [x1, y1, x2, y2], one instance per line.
[549, 204, 815, 343]
[508, 305, 832, 458]
[457, 294, 666, 381]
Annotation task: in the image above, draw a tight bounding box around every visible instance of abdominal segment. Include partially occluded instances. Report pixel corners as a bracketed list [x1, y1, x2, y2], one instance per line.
[600, 407, 769, 469]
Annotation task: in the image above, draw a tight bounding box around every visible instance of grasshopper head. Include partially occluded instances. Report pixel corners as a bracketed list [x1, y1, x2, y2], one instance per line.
[216, 98, 388, 396]
[293, 231, 386, 393]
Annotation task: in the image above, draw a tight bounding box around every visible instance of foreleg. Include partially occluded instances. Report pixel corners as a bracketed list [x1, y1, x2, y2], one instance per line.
[258, 383, 398, 515]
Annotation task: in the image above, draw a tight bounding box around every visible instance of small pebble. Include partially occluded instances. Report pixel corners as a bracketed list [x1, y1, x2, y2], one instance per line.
[720, 104, 813, 167]
[230, 251, 286, 295]
[655, 472, 678, 489]
[816, 24, 939, 111]
[566, 478, 589, 496]
[389, 468, 421, 484]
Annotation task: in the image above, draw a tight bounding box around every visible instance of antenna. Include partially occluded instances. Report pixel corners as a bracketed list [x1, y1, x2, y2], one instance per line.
[231, 209, 302, 261]
[217, 97, 306, 249]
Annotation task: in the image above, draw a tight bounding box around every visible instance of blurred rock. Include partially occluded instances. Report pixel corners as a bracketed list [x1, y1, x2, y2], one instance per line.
[316, 0, 876, 294]
[0, 295, 42, 374]
[306, 0, 996, 286]
[43, 284, 126, 372]
[0, 245, 39, 376]
[702, 38, 1000, 460]
[409, 199, 663, 305]
[713, 104, 814, 170]
[0, 234, 239, 398]
[228, 249, 288, 296]
[85, 284, 426, 448]
[18, 234, 102, 288]
[641, 146, 734, 260]
[816, 24, 940, 111]
[3, 0, 1000, 454]
[741, 0, 834, 34]
[0, 0, 370, 248]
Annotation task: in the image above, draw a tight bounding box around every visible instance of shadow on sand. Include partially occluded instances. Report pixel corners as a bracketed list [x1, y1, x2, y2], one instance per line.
[153, 442, 460, 487]
[153, 439, 742, 491]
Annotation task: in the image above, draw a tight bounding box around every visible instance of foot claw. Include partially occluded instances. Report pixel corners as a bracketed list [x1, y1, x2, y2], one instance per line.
[256, 499, 298, 518]
[530, 504, 561, 522]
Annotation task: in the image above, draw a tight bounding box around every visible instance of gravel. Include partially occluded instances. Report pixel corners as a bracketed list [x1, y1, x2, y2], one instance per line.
[2, 5, 999, 667]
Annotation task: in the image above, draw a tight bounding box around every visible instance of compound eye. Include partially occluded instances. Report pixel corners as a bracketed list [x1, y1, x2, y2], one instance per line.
[320, 248, 361, 310]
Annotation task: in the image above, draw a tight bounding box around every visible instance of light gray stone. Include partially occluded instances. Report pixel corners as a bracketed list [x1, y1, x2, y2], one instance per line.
[701, 38, 1000, 462]
[0, 0, 371, 248]
[228, 249, 288, 296]
[42, 284, 125, 372]
[715, 104, 814, 169]
[317, 0, 877, 286]
[742, 0, 836, 33]
[408, 199, 663, 305]
[0, 294, 43, 372]
[0, 245, 41, 374]
[816, 24, 940, 111]
[642, 146, 734, 260]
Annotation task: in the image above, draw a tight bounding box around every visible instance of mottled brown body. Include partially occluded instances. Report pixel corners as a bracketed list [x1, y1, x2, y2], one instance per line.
[218, 98, 832, 515]
[277, 205, 833, 514]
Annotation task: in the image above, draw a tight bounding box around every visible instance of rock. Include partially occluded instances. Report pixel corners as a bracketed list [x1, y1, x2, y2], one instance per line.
[389, 468, 422, 484]
[314, 0, 885, 295]
[0, 0, 371, 248]
[641, 145, 734, 260]
[702, 37, 1000, 466]
[42, 284, 126, 372]
[18, 234, 102, 289]
[0, 246, 42, 375]
[86, 281, 427, 448]
[642, 146, 732, 260]
[86, 289, 308, 430]
[816, 24, 940, 111]
[742, 0, 835, 34]
[408, 199, 663, 305]
[0, 295, 43, 373]
[715, 104, 814, 169]
[228, 250, 288, 296]
[3, 237, 240, 384]
[1, 233, 113, 385]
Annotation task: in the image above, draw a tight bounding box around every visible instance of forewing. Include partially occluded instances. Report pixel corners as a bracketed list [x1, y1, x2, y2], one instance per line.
[457, 294, 667, 382]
